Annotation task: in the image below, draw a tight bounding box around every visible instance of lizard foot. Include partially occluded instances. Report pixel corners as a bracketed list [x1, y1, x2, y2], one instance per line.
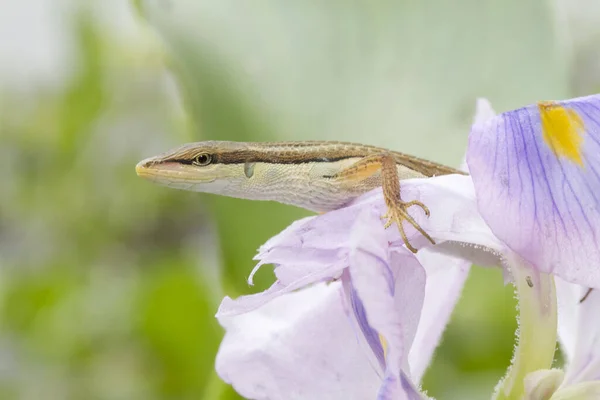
[382, 199, 435, 253]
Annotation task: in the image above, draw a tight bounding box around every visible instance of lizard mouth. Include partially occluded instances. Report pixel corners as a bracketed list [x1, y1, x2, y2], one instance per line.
[135, 159, 217, 184]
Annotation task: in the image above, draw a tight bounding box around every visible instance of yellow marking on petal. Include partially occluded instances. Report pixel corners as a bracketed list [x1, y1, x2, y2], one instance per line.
[538, 101, 585, 166]
[379, 333, 388, 361]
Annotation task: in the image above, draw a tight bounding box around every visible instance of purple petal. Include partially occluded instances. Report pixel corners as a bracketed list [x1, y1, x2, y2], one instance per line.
[377, 373, 424, 400]
[468, 94, 600, 287]
[216, 283, 381, 400]
[556, 278, 600, 384]
[347, 209, 427, 393]
[346, 283, 386, 372]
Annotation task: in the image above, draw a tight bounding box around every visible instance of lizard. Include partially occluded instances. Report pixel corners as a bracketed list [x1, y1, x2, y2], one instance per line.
[136, 140, 467, 253]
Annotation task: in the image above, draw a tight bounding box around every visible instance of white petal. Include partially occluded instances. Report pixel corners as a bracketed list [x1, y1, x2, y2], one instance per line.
[258, 174, 505, 268]
[556, 278, 600, 385]
[386, 175, 506, 255]
[460, 98, 497, 174]
[410, 249, 471, 382]
[216, 282, 380, 400]
[550, 381, 600, 400]
[474, 98, 497, 125]
[217, 262, 344, 317]
[524, 369, 564, 400]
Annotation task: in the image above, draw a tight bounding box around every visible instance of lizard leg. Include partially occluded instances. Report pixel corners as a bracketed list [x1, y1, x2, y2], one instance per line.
[330, 152, 435, 253]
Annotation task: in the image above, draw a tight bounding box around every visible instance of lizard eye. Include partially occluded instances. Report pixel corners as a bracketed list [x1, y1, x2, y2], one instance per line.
[192, 153, 212, 166]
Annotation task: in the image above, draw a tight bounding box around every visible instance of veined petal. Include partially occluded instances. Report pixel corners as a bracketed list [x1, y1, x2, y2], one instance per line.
[344, 281, 386, 373]
[468, 94, 600, 287]
[556, 278, 600, 385]
[215, 283, 381, 400]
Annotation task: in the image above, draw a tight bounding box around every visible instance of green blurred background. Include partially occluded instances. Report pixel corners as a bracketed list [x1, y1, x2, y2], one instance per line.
[1, 0, 598, 399]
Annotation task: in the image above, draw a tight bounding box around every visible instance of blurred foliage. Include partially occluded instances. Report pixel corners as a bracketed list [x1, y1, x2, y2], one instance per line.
[0, 8, 224, 400]
[0, 0, 582, 399]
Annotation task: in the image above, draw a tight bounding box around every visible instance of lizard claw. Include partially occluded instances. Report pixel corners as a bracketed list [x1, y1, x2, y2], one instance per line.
[382, 199, 435, 253]
[400, 200, 430, 217]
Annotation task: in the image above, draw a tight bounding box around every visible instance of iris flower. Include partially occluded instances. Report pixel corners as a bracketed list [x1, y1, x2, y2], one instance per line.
[215, 95, 600, 399]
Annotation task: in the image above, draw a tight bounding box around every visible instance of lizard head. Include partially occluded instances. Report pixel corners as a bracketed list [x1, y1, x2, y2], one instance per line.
[135, 141, 251, 194]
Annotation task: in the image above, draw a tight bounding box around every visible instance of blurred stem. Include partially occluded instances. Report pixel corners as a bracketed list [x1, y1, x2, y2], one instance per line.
[494, 256, 557, 400]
